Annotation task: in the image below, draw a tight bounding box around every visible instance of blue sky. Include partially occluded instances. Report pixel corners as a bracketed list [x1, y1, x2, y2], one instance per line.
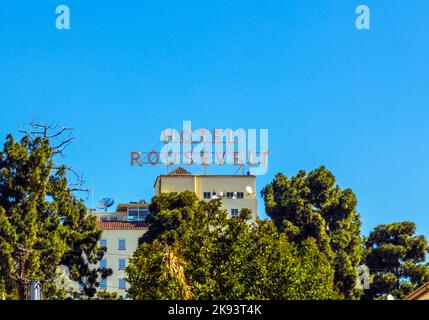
[1, 1, 429, 237]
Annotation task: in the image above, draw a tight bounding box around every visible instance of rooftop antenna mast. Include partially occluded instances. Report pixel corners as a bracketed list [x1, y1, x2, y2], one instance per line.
[91, 176, 94, 212]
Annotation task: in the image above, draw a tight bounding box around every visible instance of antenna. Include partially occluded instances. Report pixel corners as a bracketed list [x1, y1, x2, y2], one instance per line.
[97, 198, 115, 212]
[91, 176, 94, 212]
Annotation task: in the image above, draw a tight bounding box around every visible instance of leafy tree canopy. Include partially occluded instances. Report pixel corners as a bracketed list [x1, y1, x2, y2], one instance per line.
[364, 221, 429, 300]
[127, 191, 341, 300]
[261, 166, 363, 299]
[0, 131, 109, 299]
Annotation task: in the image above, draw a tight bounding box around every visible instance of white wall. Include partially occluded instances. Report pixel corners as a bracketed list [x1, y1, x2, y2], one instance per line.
[99, 229, 146, 298]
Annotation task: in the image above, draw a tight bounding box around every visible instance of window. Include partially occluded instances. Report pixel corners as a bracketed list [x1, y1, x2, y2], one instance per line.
[226, 192, 234, 199]
[231, 209, 239, 218]
[128, 209, 138, 221]
[118, 259, 126, 270]
[99, 279, 107, 289]
[118, 239, 126, 250]
[128, 206, 149, 222]
[118, 279, 126, 290]
[203, 192, 211, 199]
[99, 239, 107, 248]
[100, 259, 107, 269]
[237, 192, 244, 199]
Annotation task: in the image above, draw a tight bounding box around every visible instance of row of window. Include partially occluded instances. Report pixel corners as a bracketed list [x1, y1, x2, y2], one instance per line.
[100, 259, 126, 270]
[99, 278, 126, 290]
[127, 206, 149, 222]
[99, 239, 126, 250]
[203, 192, 244, 199]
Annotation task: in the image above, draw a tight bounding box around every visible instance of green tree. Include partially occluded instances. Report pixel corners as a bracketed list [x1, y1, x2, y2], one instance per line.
[96, 290, 120, 300]
[127, 191, 340, 300]
[363, 222, 429, 300]
[0, 127, 109, 299]
[261, 166, 363, 299]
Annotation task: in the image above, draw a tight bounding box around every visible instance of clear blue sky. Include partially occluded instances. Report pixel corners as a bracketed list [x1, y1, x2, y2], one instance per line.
[1, 1, 429, 238]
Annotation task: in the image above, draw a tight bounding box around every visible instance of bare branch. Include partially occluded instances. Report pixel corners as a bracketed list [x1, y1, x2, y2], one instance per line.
[66, 167, 81, 179]
[52, 136, 75, 157]
[53, 136, 75, 151]
[21, 121, 76, 156]
[21, 122, 88, 196]
[47, 127, 73, 139]
[28, 121, 50, 137]
[70, 187, 90, 193]
[18, 130, 34, 141]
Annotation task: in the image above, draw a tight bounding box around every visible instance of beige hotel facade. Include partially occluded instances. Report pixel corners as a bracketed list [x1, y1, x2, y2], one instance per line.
[93, 167, 258, 297]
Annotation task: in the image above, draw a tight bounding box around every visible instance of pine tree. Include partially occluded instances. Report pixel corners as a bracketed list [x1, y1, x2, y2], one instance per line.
[0, 125, 109, 299]
[364, 222, 429, 300]
[261, 166, 363, 299]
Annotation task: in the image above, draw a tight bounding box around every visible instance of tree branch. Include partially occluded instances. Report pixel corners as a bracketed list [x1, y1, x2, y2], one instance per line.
[21, 122, 88, 197]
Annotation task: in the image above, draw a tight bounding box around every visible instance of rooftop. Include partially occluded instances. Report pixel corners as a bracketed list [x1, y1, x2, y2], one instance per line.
[116, 201, 148, 212]
[154, 167, 256, 187]
[97, 221, 149, 230]
[168, 167, 191, 175]
[404, 281, 429, 300]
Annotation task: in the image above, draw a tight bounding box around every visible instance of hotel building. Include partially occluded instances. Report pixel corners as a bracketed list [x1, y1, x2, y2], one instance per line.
[94, 202, 149, 298]
[154, 167, 258, 219]
[94, 167, 258, 297]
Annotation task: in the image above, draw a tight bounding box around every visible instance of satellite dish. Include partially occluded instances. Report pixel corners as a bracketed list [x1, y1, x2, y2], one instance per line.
[219, 192, 224, 197]
[245, 186, 253, 194]
[97, 198, 115, 211]
[211, 195, 218, 199]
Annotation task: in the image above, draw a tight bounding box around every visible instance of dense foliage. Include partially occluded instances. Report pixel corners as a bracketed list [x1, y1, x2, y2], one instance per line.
[0, 133, 109, 299]
[363, 222, 429, 300]
[261, 166, 363, 299]
[127, 192, 340, 300]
